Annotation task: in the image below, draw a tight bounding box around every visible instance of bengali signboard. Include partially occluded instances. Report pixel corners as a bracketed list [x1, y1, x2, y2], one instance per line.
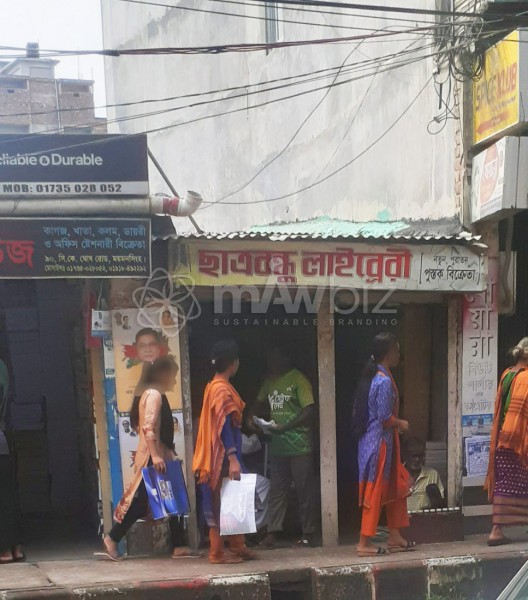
[0, 218, 150, 278]
[471, 136, 528, 223]
[173, 240, 487, 292]
[461, 258, 498, 480]
[473, 29, 525, 145]
[0, 133, 149, 196]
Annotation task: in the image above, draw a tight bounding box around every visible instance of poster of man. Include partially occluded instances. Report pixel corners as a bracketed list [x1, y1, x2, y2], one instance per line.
[112, 308, 182, 412]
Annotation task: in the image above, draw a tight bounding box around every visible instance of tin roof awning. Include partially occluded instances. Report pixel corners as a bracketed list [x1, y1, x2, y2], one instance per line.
[158, 216, 482, 245]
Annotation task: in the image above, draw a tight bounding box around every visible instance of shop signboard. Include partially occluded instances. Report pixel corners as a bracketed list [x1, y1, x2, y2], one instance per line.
[473, 29, 526, 145]
[471, 136, 528, 223]
[0, 218, 150, 278]
[173, 240, 487, 292]
[461, 258, 498, 481]
[0, 133, 149, 196]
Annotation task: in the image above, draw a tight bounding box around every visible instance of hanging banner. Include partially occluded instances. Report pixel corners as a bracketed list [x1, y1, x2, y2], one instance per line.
[174, 240, 487, 292]
[111, 308, 182, 412]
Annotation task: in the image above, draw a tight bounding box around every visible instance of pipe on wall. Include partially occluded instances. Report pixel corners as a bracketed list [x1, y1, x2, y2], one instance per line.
[0, 193, 202, 217]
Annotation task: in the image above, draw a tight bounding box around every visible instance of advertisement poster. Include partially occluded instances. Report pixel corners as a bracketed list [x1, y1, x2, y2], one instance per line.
[465, 436, 491, 477]
[112, 308, 181, 412]
[119, 410, 185, 490]
[103, 337, 116, 379]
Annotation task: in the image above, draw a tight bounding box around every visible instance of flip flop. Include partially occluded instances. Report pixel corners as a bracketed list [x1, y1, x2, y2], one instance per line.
[172, 551, 203, 559]
[487, 537, 512, 547]
[93, 551, 121, 562]
[388, 541, 416, 553]
[0, 558, 14, 565]
[12, 555, 26, 563]
[357, 546, 388, 557]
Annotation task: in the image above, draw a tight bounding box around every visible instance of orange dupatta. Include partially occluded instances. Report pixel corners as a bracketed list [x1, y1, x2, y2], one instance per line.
[486, 369, 528, 501]
[192, 377, 245, 490]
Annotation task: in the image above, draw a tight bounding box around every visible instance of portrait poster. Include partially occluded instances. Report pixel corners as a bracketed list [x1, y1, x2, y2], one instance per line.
[119, 410, 186, 490]
[112, 308, 182, 412]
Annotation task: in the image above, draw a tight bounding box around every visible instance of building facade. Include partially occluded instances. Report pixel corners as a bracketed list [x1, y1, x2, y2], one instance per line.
[99, 0, 512, 544]
[0, 43, 106, 135]
[101, 0, 460, 232]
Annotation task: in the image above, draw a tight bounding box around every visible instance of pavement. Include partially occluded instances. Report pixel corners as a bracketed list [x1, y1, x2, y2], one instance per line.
[1, 534, 528, 600]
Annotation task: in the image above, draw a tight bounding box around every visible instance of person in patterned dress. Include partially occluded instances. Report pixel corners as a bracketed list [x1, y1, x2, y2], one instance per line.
[357, 333, 413, 556]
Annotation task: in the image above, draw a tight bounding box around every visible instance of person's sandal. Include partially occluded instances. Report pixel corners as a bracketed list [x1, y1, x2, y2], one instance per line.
[94, 538, 120, 562]
[357, 546, 388, 557]
[388, 541, 416, 553]
[209, 553, 244, 565]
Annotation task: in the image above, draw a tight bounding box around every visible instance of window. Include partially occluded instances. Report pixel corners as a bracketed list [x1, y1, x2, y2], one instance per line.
[64, 126, 93, 135]
[0, 78, 27, 90]
[60, 82, 91, 95]
[265, 2, 280, 47]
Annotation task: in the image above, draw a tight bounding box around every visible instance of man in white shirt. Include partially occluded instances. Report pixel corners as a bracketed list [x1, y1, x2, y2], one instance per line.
[404, 437, 445, 513]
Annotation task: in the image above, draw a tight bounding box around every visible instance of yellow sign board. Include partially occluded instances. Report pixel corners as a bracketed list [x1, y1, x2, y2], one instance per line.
[474, 30, 520, 144]
[173, 240, 486, 292]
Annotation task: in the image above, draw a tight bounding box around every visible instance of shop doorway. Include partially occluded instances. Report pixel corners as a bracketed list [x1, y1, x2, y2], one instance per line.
[1, 280, 100, 559]
[335, 302, 448, 541]
[187, 300, 320, 543]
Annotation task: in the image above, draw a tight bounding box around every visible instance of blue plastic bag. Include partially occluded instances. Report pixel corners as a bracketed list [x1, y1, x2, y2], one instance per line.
[142, 459, 190, 520]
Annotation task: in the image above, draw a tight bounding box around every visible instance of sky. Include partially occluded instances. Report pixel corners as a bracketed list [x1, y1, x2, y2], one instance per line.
[0, 0, 106, 114]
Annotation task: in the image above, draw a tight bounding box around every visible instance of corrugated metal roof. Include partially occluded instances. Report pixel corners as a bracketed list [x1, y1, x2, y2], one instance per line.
[161, 217, 482, 244]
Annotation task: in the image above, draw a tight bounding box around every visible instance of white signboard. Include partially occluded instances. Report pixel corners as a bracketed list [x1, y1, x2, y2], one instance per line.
[461, 258, 498, 422]
[471, 136, 528, 223]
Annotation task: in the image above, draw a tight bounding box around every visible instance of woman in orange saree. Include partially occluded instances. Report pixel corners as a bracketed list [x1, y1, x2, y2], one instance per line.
[357, 333, 413, 556]
[193, 340, 257, 564]
[486, 338, 528, 546]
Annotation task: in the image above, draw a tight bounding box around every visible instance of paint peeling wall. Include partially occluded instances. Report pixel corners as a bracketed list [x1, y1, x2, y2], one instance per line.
[101, 0, 459, 232]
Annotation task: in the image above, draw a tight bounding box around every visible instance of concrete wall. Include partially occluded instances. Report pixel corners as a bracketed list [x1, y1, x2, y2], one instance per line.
[101, 0, 459, 232]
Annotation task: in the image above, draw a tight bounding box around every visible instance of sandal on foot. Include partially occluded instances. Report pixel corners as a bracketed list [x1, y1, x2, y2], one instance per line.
[388, 541, 416, 553]
[357, 546, 388, 557]
[209, 554, 244, 565]
[94, 539, 120, 562]
[233, 548, 258, 561]
[488, 537, 512, 547]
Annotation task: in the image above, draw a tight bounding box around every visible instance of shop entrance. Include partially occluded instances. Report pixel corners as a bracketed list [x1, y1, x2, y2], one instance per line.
[187, 300, 319, 543]
[335, 300, 449, 541]
[1, 280, 100, 559]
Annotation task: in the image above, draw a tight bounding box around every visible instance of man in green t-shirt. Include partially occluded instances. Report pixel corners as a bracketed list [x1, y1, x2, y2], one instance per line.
[256, 344, 318, 548]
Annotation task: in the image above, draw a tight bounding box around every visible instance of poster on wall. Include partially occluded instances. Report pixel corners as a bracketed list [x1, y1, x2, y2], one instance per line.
[119, 410, 185, 490]
[112, 308, 182, 413]
[462, 258, 498, 481]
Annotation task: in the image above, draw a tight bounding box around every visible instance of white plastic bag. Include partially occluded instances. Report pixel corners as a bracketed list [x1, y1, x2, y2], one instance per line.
[242, 433, 262, 455]
[220, 473, 257, 536]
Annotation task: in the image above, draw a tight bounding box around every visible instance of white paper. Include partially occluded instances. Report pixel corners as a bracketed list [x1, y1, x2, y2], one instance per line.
[465, 435, 491, 477]
[220, 473, 257, 536]
[253, 416, 277, 432]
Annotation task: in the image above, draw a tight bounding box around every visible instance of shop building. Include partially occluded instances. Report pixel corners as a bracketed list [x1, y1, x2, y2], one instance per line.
[0, 132, 197, 556]
[165, 219, 489, 545]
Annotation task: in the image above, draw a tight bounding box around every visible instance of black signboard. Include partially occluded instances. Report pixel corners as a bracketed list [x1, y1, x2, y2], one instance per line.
[0, 134, 148, 197]
[0, 218, 151, 278]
